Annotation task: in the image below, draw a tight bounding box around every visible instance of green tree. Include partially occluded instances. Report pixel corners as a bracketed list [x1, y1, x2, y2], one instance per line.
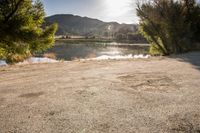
[0, 0, 57, 63]
[137, 0, 200, 55]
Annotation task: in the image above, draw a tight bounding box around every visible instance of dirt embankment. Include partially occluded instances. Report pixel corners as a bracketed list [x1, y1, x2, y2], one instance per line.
[0, 52, 200, 133]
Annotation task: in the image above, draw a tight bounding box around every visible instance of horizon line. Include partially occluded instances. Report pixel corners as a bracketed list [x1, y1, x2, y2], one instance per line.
[46, 13, 138, 25]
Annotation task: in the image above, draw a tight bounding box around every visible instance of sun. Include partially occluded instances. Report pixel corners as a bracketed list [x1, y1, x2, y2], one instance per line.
[104, 0, 132, 17]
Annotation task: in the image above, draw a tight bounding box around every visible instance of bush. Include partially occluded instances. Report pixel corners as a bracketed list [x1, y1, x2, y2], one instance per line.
[0, 48, 6, 60]
[0, 0, 57, 63]
[149, 44, 164, 56]
[6, 53, 31, 64]
[137, 0, 200, 55]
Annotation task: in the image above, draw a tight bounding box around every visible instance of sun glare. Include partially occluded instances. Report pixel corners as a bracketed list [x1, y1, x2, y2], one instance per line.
[104, 0, 132, 17]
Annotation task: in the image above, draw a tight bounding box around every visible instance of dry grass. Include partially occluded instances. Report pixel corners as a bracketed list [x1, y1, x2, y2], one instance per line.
[43, 53, 57, 59]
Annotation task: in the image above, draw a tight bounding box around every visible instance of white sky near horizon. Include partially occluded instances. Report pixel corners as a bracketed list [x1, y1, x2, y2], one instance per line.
[41, 0, 139, 24]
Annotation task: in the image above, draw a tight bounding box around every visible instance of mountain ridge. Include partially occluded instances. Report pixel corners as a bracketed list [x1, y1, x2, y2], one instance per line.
[45, 14, 137, 36]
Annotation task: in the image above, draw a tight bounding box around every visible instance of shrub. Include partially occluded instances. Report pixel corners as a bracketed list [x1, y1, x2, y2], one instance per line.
[0, 0, 57, 63]
[137, 0, 200, 55]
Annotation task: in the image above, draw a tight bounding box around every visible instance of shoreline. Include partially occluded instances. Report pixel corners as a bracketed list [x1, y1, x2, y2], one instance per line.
[0, 54, 152, 67]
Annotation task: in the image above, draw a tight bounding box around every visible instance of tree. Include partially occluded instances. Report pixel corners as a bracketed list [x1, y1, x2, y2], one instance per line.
[137, 0, 200, 55]
[0, 0, 57, 63]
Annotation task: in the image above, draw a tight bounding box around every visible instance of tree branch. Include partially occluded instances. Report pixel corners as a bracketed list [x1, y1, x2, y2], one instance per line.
[3, 0, 24, 23]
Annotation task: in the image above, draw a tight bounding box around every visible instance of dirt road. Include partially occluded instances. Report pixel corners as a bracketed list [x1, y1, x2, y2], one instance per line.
[0, 53, 200, 133]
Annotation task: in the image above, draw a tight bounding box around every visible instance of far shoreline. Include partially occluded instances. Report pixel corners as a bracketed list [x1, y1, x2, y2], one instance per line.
[55, 38, 148, 44]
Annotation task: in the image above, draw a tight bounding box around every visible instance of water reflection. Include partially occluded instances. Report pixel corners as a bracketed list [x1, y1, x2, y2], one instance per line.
[45, 42, 150, 60]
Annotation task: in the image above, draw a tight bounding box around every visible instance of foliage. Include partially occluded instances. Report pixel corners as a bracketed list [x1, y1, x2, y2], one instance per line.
[0, 0, 57, 63]
[137, 0, 200, 55]
[114, 27, 147, 43]
[0, 48, 6, 59]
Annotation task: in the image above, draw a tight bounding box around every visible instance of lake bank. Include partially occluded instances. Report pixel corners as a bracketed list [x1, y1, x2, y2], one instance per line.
[56, 38, 148, 44]
[0, 41, 150, 66]
[1, 52, 200, 132]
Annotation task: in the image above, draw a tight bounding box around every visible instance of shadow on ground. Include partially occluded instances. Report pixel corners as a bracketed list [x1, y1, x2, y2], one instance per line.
[170, 52, 200, 70]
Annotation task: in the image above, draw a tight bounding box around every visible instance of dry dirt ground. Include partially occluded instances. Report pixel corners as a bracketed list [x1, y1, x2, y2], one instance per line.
[0, 52, 200, 133]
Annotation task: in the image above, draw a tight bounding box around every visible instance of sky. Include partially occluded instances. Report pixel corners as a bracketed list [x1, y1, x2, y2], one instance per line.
[41, 0, 139, 24]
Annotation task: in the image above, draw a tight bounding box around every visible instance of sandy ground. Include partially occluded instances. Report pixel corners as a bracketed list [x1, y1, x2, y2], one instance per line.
[0, 52, 200, 133]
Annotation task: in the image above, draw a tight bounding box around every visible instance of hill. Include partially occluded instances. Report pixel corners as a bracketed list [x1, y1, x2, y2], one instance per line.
[45, 14, 138, 37]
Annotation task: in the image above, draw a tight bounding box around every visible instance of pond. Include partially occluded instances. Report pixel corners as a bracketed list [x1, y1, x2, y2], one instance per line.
[44, 41, 150, 61]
